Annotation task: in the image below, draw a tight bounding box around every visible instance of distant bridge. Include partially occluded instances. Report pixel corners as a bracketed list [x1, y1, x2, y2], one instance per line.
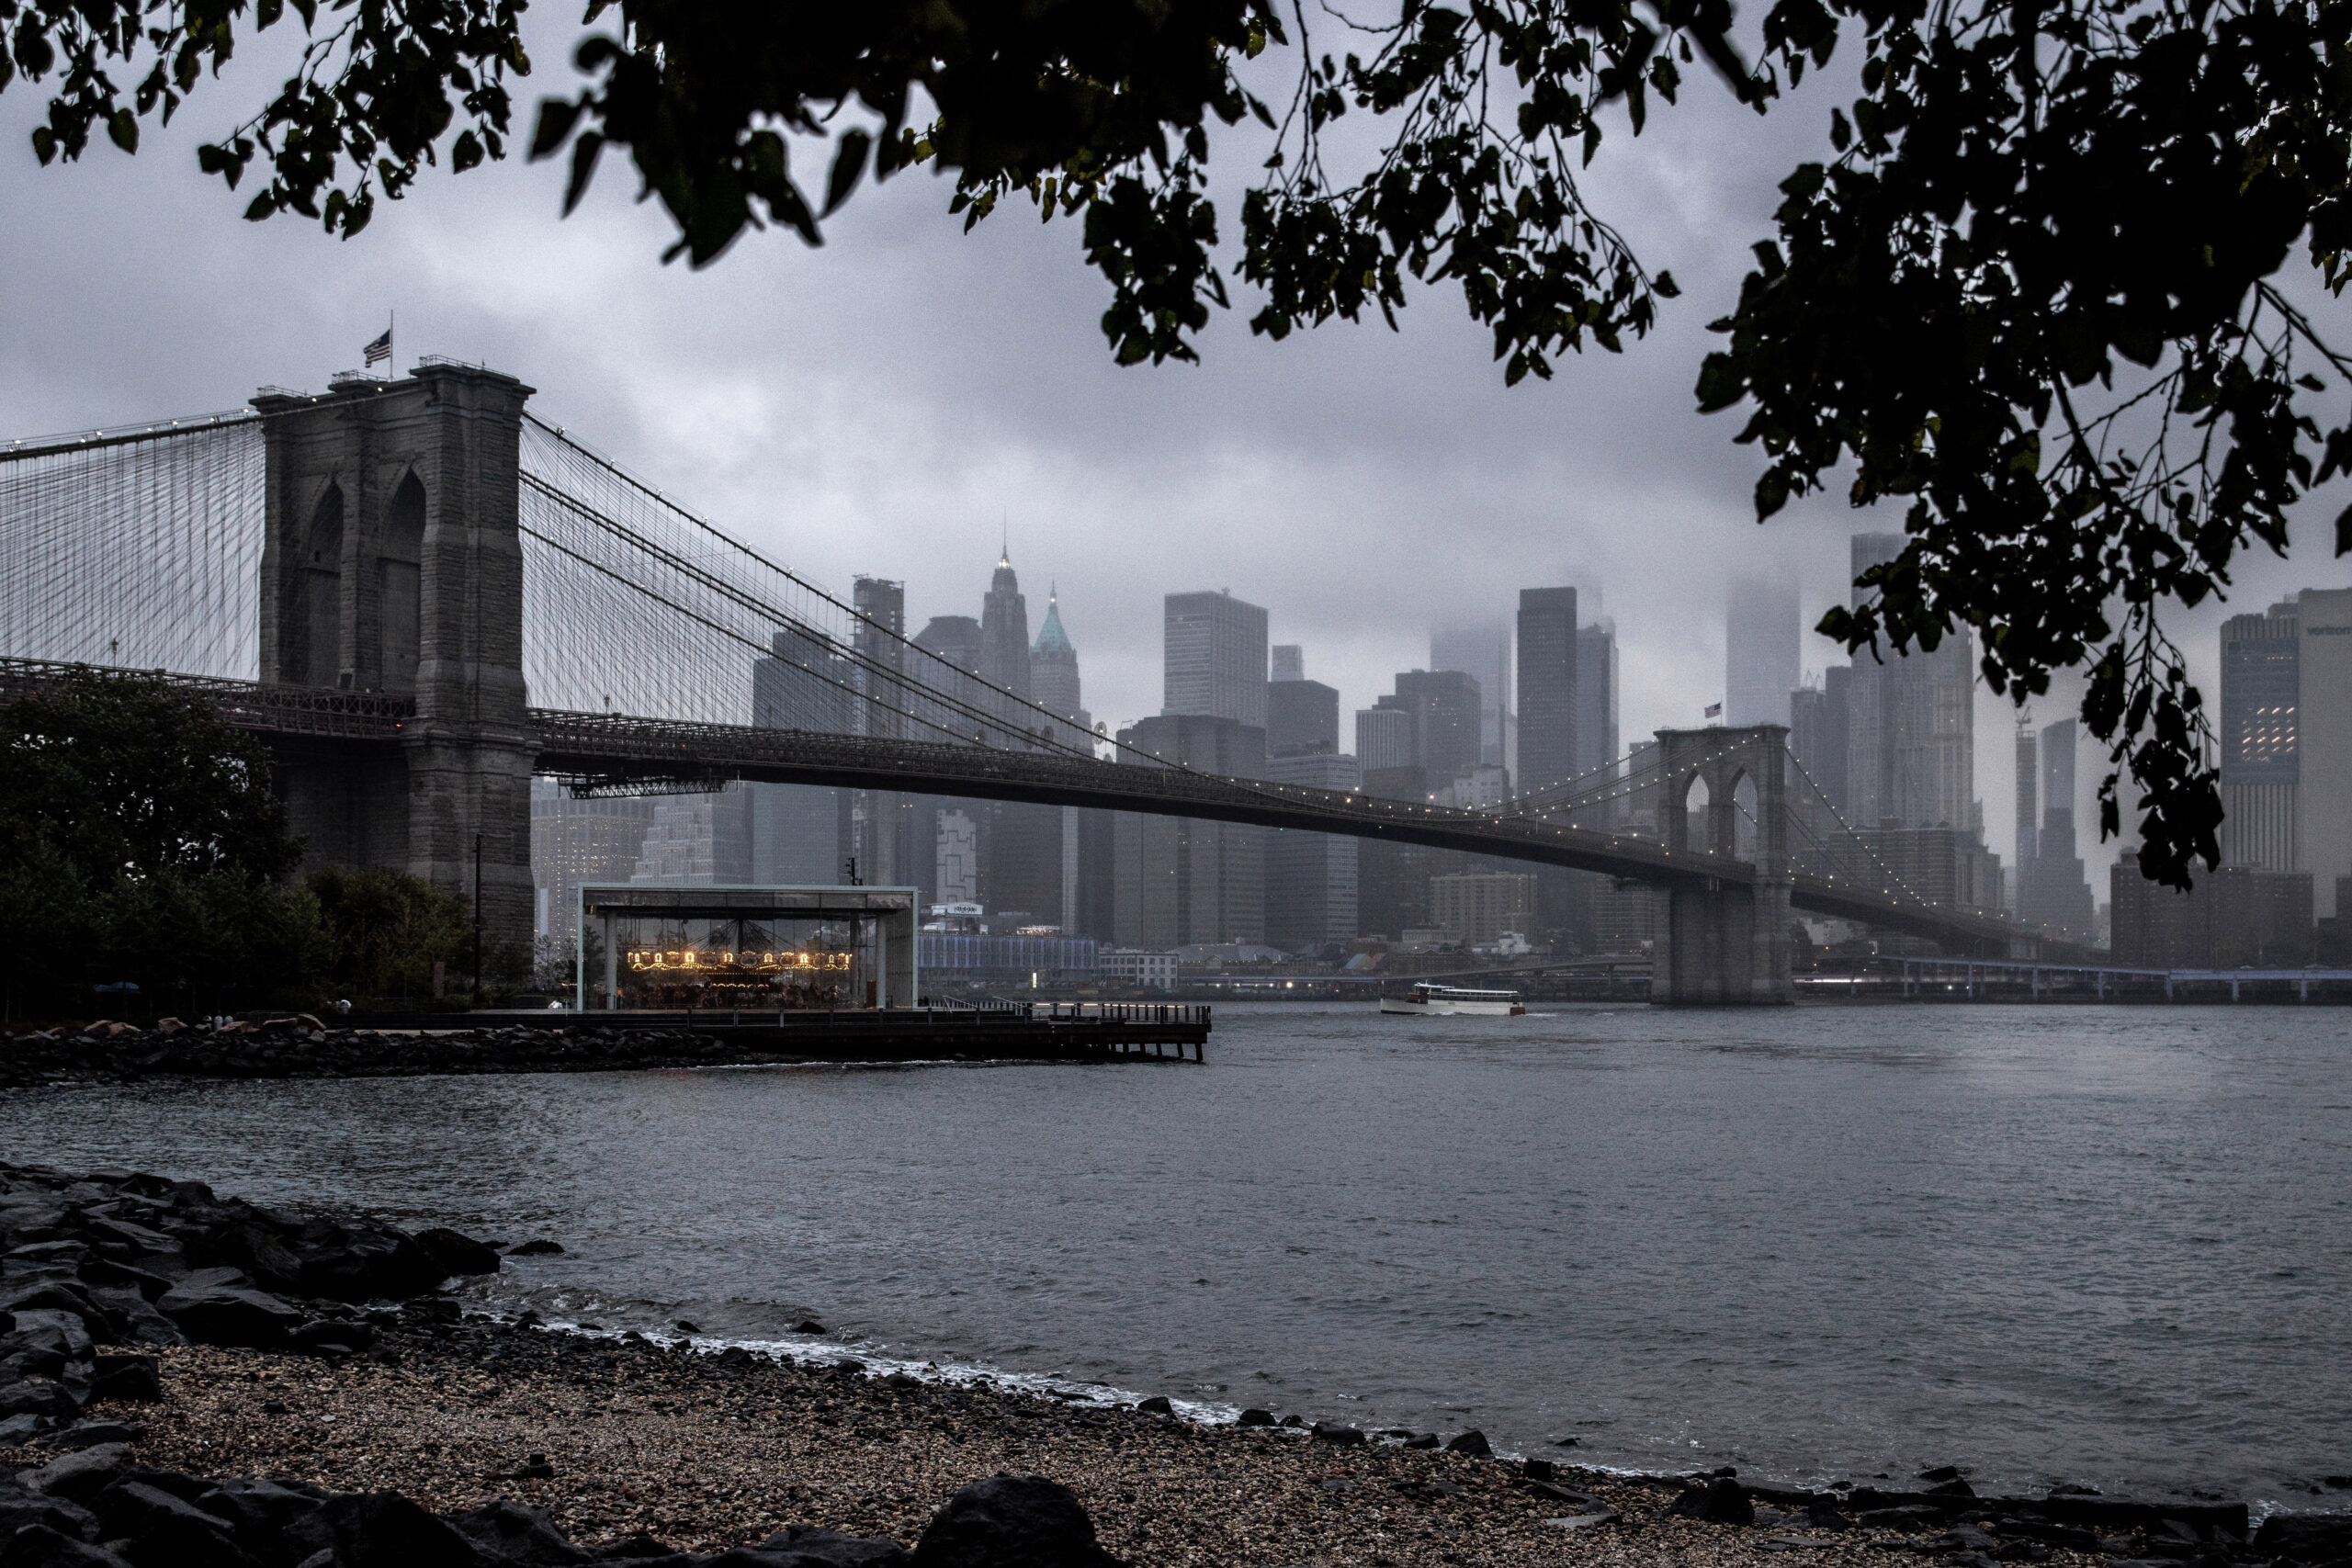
[0, 363, 2082, 1003]
[0, 654, 2055, 962]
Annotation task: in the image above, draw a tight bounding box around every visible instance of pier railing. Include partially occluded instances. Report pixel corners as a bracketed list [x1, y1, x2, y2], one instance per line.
[946, 998, 1213, 1027]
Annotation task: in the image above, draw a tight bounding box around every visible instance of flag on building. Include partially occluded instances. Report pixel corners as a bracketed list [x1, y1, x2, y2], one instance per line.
[363, 329, 391, 367]
[1703, 702, 1723, 718]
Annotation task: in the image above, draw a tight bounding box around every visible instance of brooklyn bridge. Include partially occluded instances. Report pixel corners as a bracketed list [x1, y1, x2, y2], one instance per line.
[0, 361, 2078, 1003]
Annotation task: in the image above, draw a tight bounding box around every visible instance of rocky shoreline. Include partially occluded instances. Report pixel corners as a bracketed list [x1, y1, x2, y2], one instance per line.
[5, 1160, 2348, 1567]
[0, 1021, 883, 1087]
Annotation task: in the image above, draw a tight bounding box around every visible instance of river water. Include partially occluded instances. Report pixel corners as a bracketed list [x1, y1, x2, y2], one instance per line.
[4, 1003, 2348, 1506]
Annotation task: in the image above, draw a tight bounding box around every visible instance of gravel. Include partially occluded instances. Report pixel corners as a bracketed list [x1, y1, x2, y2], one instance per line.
[0, 1315, 2117, 1568]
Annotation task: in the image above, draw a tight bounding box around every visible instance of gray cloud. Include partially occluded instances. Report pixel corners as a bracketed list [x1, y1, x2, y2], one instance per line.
[3, 31, 2345, 887]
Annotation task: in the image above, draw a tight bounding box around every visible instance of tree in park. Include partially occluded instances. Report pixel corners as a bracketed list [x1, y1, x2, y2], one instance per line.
[0, 669, 473, 1015]
[8, 1, 2352, 886]
[306, 865, 472, 1004]
[0, 668, 318, 1016]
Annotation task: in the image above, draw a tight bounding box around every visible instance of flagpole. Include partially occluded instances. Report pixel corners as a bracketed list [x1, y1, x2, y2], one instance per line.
[389, 310, 395, 376]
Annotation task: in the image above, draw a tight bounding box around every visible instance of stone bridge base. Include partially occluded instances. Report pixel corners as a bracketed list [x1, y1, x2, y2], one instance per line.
[1653, 879, 1794, 1006]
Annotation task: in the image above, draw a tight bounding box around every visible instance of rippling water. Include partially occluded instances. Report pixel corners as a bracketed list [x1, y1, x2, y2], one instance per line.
[5, 1003, 2349, 1505]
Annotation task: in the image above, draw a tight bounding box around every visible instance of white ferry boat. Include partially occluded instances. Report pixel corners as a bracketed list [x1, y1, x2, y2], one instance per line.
[1378, 984, 1527, 1017]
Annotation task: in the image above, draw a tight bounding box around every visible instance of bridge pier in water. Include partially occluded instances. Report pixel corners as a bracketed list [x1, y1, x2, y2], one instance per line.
[1650, 725, 1794, 1006]
[254, 365, 538, 978]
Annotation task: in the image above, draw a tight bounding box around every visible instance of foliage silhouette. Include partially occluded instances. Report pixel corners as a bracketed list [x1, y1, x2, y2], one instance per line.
[8, 0, 2351, 883]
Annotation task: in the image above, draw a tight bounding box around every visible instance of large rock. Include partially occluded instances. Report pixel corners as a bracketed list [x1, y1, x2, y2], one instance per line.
[912, 1476, 1119, 1568]
[718, 1528, 912, 1567]
[414, 1229, 502, 1279]
[282, 1491, 491, 1568]
[192, 1477, 326, 1562]
[0, 1339, 74, 1389]
[1666, 1476, 1756, 1526]
[200, 1224, 304, 1294]
[288, 1319, 375, 1357]
[82, 1287, 186, 1348]
[0, 1477, 102, 1543]
[2255, 1513, 2352, 1562]
[0, 1524, 136, 1567]
[88, 1477, 256, 1568]
[6, 1309, 94, 1368]
[90, 1355, 160, 1404]
[292, 1228, 442, 1302]
[155, 1276, 300, 1349]
[446, 1500, 588, 1565]
[23, 1442, 136, 1503]
[0, 1377, 89, 1421]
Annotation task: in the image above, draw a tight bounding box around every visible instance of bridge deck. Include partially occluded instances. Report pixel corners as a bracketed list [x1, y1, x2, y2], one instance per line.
[0, 658, 2062, 956]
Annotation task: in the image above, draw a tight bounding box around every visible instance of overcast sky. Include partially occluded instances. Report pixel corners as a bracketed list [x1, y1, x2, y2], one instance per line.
[5, 22, 2346, 886]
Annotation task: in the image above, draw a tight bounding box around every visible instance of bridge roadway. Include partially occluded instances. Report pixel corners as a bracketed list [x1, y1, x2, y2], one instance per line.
[0, 659, 2056, 955]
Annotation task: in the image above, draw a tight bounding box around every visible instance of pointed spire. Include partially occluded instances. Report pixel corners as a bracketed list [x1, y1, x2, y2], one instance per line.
[1034, 581, 1073, 653]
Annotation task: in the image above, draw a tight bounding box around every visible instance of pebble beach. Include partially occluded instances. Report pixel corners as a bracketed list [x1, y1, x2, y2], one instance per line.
[7, 1311, 2134, 1567]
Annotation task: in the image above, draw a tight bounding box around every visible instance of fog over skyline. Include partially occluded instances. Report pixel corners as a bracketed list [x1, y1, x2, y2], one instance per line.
[5, 28, 2346, 886]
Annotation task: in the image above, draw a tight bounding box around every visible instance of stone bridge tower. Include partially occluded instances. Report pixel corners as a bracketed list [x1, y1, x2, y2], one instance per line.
[254, 364, 537, 985]
[1651, 725, 1793, 1005]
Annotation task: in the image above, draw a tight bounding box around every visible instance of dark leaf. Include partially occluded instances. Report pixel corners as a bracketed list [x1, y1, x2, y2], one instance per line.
[821, 127, 869, 218]
[529, 96, 582, 161]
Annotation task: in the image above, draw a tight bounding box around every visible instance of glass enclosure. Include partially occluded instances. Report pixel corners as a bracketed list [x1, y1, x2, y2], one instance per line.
[576, 886, 918, 1012]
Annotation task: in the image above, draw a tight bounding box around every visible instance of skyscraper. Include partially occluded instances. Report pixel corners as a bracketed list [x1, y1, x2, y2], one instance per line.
[1268, 647, 1340, 759]
[1164, 591, 1269, 728]
[2019, 718, 2093, 937]
[530, 780, 653, 948]
[1377, 670, 1483, 787]
[972, 552, 1057, 921]
[850, 575, 912, 889]
[853, 577, 907, 739]
[1432, 618, 1511, 767]
[1355, 706, 1417, 784]
[2013, 716, 2038, 906]
[1110, 714, 1267, 947]
[1844, 532, 1977, 830]
[978, 549, 1034, 711]
[1516, 587, 1579, 793]
[752, 626, 851, 732]
[1575, 619, 1618, 779]
[1029, 584, 1087, 743]
[1725, 578, 1801, 728]
[2201, 588, 2350, 923]
[1263, 643, 1354, 949]
[2297, 588, 2352, 920]
[2220, 599, 2300, 872]
[1355, 669, 1485, 939]
[1266, 751, 1360, 953]
[749, 626, 848, 886]
[1790, 668, 1850, 820]
[907, 613, 985, 910]
[1029, 585, 1089, 929]
[910, 614, 983, 740]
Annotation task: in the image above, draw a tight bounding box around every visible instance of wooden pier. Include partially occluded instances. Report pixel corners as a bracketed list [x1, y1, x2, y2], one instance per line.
[440, 999, 1213, 1065]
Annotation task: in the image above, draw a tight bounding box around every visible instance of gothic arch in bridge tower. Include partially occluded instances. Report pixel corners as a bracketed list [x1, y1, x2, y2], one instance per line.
[1651, 725, 1792, 1005]
[1679, 772, 1712, 852]
[1731, 771, 1759, 861]
[290, 481, 344, 688]
[379, 469, 424, 694]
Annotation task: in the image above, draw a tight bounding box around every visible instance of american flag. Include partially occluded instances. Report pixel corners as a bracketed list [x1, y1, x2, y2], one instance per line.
[1704, 703, 1723, 718]
[362, 329, 392, 367]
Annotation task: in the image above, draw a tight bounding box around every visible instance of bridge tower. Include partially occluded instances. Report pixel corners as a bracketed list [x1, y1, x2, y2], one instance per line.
[254, 365, 537, 982]
[1651, 725, 1793, 1005]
